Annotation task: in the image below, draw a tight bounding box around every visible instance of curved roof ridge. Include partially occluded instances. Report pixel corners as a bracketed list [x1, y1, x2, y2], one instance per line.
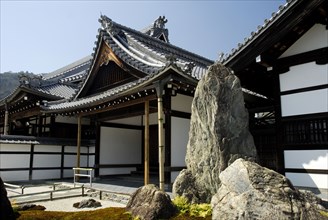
[100, 15, 213, 66]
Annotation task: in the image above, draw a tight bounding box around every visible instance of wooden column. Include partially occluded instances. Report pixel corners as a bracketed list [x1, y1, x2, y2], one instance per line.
[144, 101, 150, 185]
[94, 122, 101, 177]
[158, 96, 165, 191]
[4, 102, 8, 135]
[76, 116, 82, 180]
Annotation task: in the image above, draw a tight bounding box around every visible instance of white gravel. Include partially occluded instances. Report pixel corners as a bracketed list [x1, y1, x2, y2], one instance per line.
[29, 196, 126, 212]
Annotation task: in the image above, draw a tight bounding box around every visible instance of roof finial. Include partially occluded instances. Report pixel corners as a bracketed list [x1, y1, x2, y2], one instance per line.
[154, 16, 168, 29]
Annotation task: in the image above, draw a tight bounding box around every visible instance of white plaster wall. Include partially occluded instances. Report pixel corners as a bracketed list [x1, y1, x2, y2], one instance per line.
[99, 127, 141, 175]
[284, 150, 328, 169]
[171, 171, 180, 183]
[279, 62, 328, 92]
[34, 145, 61, 152]
[280, 24, 328, 58]
[281, 89, 328, 117]
[0, 171, 29, 181]
[171, 117, 189, 167]
[286, 173, 328, 189]
[32, 170, 61, 180]
[172, 94, 193, 113]
[88, 155, 95, 167]
[0, 154, 30, 168]
[55, 115, 90, 125]
[0, 143, 31, 151]
[33, 155, 61, 167]
[99, 167, 137, 176]
[109, 116, 142, 126]
[109, 114, 158, 125]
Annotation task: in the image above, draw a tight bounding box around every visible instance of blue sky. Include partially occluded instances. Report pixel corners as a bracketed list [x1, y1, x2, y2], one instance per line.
[0, 0, 285, 74]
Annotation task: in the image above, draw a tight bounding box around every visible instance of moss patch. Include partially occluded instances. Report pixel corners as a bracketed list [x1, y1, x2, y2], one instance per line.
[18, 207, 211, 220]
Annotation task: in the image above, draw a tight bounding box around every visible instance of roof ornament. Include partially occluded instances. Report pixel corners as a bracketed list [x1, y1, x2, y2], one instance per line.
[217, 52, 225, 63]
[154, 16, 168, 29]
[99, 15, 119, 36]
[165, 54, 178, 67]
[19, 74, 42, 87]
[183, 62, 195, 74]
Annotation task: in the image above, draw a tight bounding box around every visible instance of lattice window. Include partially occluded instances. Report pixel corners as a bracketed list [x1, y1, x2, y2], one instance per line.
[282, 117, 328, 145]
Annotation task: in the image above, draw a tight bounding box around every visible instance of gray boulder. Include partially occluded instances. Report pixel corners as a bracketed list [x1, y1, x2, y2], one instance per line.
[211, 158, 327, 220]
[173, 63, 257, 203]
[126, 184, 177, 220]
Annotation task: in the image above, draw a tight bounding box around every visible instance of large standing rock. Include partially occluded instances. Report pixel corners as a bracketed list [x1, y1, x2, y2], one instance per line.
[211, 158, 327, 220]
[0, 177, 16, 220]
[173, 63, 257, 203]
[126, 184, 177, 220]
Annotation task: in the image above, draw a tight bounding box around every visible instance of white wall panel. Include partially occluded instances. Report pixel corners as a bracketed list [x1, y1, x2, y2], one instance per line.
[33, 155, 61, 167]
[0, 171, 29, 181]
[171, 171, 180, 183]
[63, 169, 74, 178]
[0, 144, 30, 151]
[281, 89, 328, 117]
[64, 146, 77, 153]
[171, 117, 189, 167]
[172, 94, 193, 113]
[34, 145, 61, 152]
[279, 63, 328, 92]
[32, 170, 61, 180]
[88, 156, 95, 167]
[286, 172, 328, 189]
[56, 115, 90, 125]
[284, 150, 328, 169]
[0, 155, 29, 168]
[100, 127, 142, 164]
[108, 116, 142, 126]
[280, 24, 328, 58]
[64, 155, 76, 167]
[99, 167, 136, 175]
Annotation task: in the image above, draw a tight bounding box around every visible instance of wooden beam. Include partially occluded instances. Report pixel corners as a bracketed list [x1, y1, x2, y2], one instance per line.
[79, 94, 157, 117]
[144, 101, 150, 185]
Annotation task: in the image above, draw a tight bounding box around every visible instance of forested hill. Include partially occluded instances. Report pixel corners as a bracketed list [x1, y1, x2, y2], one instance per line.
[0, 71, 35, 100]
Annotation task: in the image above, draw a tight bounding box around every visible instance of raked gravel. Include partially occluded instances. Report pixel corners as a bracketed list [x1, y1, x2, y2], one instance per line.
[25, 196, 126, 212]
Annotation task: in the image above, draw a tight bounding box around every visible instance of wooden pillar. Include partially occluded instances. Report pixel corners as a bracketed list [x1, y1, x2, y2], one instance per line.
[4, 102, 9, 135]
[95, 122, 101, 177]
[29, 144, 35, 181]
[144, 101, 150, 185]
[76, 116, 82, 180]
[158, 96, 165, 191]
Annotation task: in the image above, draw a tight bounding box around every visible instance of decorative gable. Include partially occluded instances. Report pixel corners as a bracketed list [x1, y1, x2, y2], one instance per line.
[86, 61, 137, 96]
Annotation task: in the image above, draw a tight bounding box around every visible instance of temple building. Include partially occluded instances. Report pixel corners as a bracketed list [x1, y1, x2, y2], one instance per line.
[0, 0, 327, 192]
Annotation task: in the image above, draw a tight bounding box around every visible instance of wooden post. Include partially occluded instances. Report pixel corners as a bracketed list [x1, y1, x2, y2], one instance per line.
[76, 116, 82, 181]
[158, 96, 165, 191]
[144, 101, 150, 185]
[4, 101, 8, 135]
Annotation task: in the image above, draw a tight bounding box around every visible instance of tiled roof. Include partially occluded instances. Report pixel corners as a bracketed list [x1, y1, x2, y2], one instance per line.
[34, 83, 78, 99]
[43, 65, 183, 112]
[74, 15, 213, 99]
[42, 56, 92, 80]
[221, 0, 296, 64]
[44, 16, 215, 112]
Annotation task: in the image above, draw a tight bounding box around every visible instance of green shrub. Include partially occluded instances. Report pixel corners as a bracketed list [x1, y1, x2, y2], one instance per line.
[172, 196, 212, 218]
[320, 210, 328, 218]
